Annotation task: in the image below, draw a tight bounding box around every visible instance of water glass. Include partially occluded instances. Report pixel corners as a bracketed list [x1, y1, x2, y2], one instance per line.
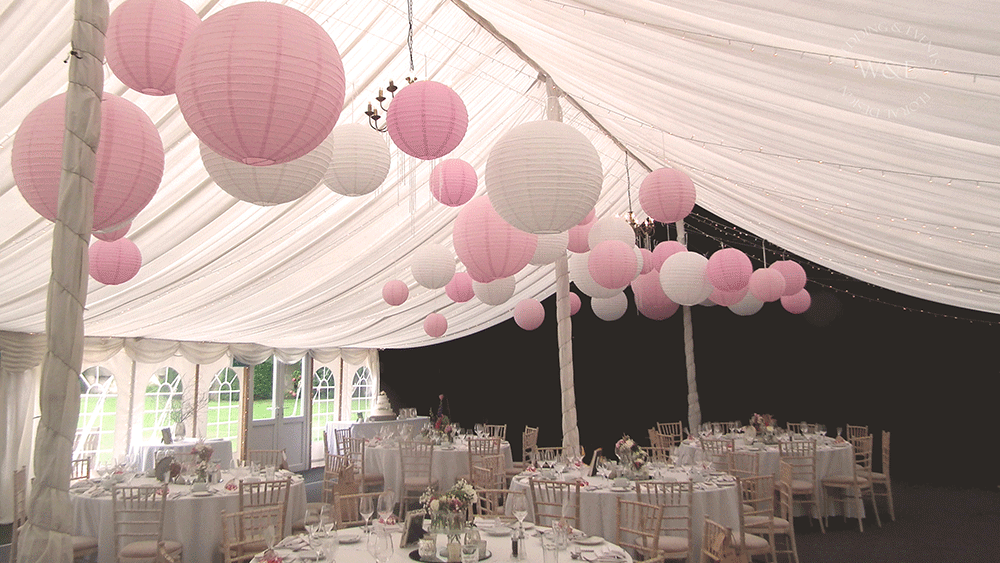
[541, 531, 559, 563]
[461, 543, 479, 563]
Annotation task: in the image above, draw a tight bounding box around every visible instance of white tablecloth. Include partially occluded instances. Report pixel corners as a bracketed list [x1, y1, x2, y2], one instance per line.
[70, 470, 306, 563]
[325, 417, 431, 451]
[366, 438, 514, 500]
[130, 438, 234, 472]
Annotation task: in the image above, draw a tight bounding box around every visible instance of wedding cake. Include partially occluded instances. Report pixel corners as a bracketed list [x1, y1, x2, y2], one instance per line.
[368, 391, 396, 421]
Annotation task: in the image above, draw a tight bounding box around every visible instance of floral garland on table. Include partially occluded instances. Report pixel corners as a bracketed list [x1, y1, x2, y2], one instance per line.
[421, 479, 478, 532]
[192, 440, 214, 481]
[749, 413, 776, 433]
[615, 435, 649, 474]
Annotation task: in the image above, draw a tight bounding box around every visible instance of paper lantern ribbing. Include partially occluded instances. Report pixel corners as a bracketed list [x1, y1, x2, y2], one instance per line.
[90, 238, 142, 285]
[770, 260, 808, 296]
[568, 252, 619, 299]
[530, 232, 569, 266]
[486, 121, 602, 234]
[659, 251, 713, 306]
[709, 286, 748, 307]
[424, 313, 448, 338]
[592, 292, 628, 321]
[430, 159, 477, 207]
[386, 81, 468, 160]
[93, 223, 131, 242]
[588, 240, 639, 290]
[639, 248, 654, 275]
[175, 2, 345, 166]
[12, 93, 164, 233]
[411, 244, 456, 290]
[781, 289, 811, 314]
[445, 272, 475, 303]
[324, 123, 390, 197]
[651, 241, 686, 271]
[569, 292, 582, 316]
[729, 292, 764, 316]
[202, 139, 331, 205]
[473, 276, 516, 306]
[639, 167, 696, 224]
[748, 268, 786, 303]
[514, 299, 545, 331]
[587, 216, 636, 248]
[106, 0, 201, 95]
[706, 248, 752, 291]
[567, 222, 592, 253]
[382, 280, 409, 306]
[631, 271, 679, 321]
[453, 196, 537, 283]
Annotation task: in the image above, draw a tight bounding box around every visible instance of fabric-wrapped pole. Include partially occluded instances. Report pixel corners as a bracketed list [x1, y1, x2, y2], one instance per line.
[676, 219, 701, 434]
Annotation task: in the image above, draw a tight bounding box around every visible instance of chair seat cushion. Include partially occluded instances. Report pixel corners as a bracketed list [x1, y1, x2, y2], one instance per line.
[121, 539, 182, 558]
[656, 535, 690, 553]
[790, 479, 814, 493]
[735, 532, 770, 552]
[363, 473, 385, 483]
[869, 471, 887, 480]
[744, 515, 792, 530]
[72, 535, 98, 552]
[823, 474, 871, 487]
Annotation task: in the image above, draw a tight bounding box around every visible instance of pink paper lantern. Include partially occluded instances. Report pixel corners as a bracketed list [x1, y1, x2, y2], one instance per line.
[567, 222, 592, 253]
[592, 292, 628, 321]
[106, 0, 201, 95]
[12, 93, 164, 233]
[651, 241, 686, 271]
[175, 2, 345, 166]
[588, 240, 638, 290]
[639, 248, 654, 275]
[324, 123, 391, 197]
[706, 248, 752, 291]
[423, 313, 448, 338]
[430, 159, 477, 207]
[89, 238, 142, 285]
[473, 277, 516, 306]
[514, 299, 545, 331]
[748, 268, 786, 303]
[709, 286, 749, 307]
[93, 222, 131, 242]
[382, 280, 409, 306]
[569, 292, 582, 316]
[770, 260, 808, 296]
[631, 271, 679, 321]
[579, 208, 596, 225]
[638, 167, 696, 223]
[568, 252, 619, 298]
[659, 251, 712, 306]
[453, 196, 537, 283]
[445, 272, 475, 303]
[387, 81, 468, 160]
[781, 289, 812, 314]
[411, 244, 455, 290]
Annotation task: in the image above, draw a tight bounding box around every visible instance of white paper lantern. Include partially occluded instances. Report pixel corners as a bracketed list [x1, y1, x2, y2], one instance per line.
[588, 216, 636, 248]
[659, 251, 713, 306]
[729, 292, 764, 316]
[592, 292, 628, 321]
[486, 121, 602, 234]
[473, 276, 516, 306]
[568, 252, 619, 298]
[530, 232, 569, 266]
[202, 139, 331, 205]
[411, 244, 455, 289]
[324, 123, 391, 197]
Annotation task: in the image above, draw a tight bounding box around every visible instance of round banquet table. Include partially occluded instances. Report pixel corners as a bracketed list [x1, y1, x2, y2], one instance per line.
[129, 437, 234, 472]
[69, 470, 306, 563]
[366, 438, 514, 500]
[509, 472, 740, 563]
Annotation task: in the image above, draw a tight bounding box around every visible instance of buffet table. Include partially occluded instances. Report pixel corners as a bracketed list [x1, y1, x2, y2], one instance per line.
[69, 470, 306, 563]
[129, 438, 234, 472]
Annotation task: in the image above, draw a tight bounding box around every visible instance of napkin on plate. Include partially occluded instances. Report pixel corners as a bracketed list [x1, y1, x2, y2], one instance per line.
[583, 547, 626, 562]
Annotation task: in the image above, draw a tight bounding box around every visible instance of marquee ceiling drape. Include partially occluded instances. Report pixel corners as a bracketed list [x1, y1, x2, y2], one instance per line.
[1, 0, 998, 351]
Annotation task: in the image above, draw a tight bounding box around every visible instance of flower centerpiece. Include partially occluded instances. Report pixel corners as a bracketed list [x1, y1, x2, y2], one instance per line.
[749, 413, 777, 444]
[614, 435, 649, 480]
[425, 394, 456, 444]
[192, 440, 214, 482]
[421, 479, 478, 551]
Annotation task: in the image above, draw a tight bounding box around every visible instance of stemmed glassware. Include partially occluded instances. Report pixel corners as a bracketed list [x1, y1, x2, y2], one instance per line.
[474, 423, 485, 437]
[377, 490, 395, 526]
[360, 495, 375, 534]
[263, 524, 278, 555]
[368, 527, 394, 563]
[510, 492, 528, 527]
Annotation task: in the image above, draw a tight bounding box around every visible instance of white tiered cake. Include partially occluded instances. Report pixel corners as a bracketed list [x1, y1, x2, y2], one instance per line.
[368, 391, 396, 421]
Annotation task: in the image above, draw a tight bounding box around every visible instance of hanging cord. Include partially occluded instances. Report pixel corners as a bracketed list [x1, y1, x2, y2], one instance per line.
[625, 153, 633, 215]
[407, 0, 415, 71]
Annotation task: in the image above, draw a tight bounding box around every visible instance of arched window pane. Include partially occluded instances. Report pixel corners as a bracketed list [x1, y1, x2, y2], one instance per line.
[311, 366, 337, 442]
[77, 366, 117, 464]
[207, 367, 240, 442]
[350, 366, 374, 421]
[142, 367, 183, 443]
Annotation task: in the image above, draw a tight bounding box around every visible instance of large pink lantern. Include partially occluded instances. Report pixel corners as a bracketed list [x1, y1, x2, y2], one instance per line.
[709, 286, 748, 307]
[781, 289, 811, 314]
[430, 159, 477, 207]
[453, 196, 537, 283]
[12, 93, 164, 233]
[514, 299, 545, 331]
[106, 0, 201, 95]
[90, 238, 142, 285]
[748, 268, 786, 302]
[324, 123, 391, 197]
[387, 81, 468, 160]
[201, 139, 331, 205]
[411, 244, 456, 290]
[631, 271, 679, 320]
[567, 222, 593, 253]
[445, 272, 475, 303]
[568, 252, 618, 299]
[638, 248, 654, 275]
[382, 280, 409, 306]
[659, 251, 713, 306]
[638, 167, 696, 224]
[424, 313, 448, 338]
[651, 241, 686, 271]
[588, 240, 639, 290]
[770, 260, 808, 296]
[569, 292, 582, 316]
[706, 248, 752, 291]
[93, 223, 131, 242]
[175, 2, 345, 166]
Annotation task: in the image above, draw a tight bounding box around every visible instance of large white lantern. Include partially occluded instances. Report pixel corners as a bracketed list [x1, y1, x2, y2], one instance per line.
[411, 244, 456, 289]
[324, 123, 391, 196]
[473, 276, 516, 306]
[659, 251, 713, 306]
[592, 292, 628, 321]
[201, 139, 331, 205]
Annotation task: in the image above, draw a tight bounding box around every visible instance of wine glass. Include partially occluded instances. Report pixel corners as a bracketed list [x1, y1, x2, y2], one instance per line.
[370, 528, 394, 563]
[262, 524, 278, 555]
[836, 427, 843, 439]
[360, 495, 375, 534]
[510, 493, 528, 527]
[474, 423, 485, 437]
[305, 506, 321, 540]
[377, 490, 395, 525]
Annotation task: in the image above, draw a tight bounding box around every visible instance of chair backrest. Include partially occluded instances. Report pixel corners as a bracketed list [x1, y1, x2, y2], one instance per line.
[846, 424, 869, 440]
[322, 454, 357, 503]
[112, 484, 169, 557]
[323, 430, 331, 457]
[74, 430, 100, 457]
[346, 437, 373, 475]
[71, 456, 92, 481]
[334, 428, 353, 456]
[528, 478, 581, 527]
[777, 461, 795, 522]
[333, 490, 384, 528]
[700, 438, 734, 471]
[239, 476, 292, 534]
[727, 451, 759, 478]
[850, 434, 875, 480]
[470, 454, 505, 490]
[474, 488, 519, 522]
[586, 447, 604, 477]
[701, 518, 742, 563]
[785, 422, 804, 434]
[522, 426, 539, 462]
[656, 422, 683, 448]
[635, 480, 692, 548]
[484, 424, 507, 440]
[399, 440, 435, 484]
[11, 466, 28, 563]
[532, 446, 564, 466]
[467, 436, 502, 467]
[616, 498, 664, 562]
[881, 430, 891, 477]
[246, 449, 286, 469]
[738, 474, 775, 528]
[721, 421, 740, 433]
[778, 439, 817, 484]
[221, 505, 283, 563]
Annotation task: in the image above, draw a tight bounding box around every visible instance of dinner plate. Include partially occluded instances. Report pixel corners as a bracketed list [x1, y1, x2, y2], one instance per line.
[610, 486, 631, 492]
[481, 525, 512, 536]
[339, 531, 363, 544]
[572, 535, 605, 546]
[190, 490, 214, 497]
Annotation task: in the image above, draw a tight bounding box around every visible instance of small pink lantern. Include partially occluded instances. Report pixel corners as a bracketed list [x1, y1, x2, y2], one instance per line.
[729, 292, 764, 316]
[567, 222, 592, 253]
[473, 276, 516, 306]
[591, 292, 628, 321]
[770, 260, 808, 296]
[89, 238, 142, 285]
[781, 289, 811, 314]
[106, 0, 201, 95]
[631, 271, 679, 321]
[651, 240, 686, 271]
[638, 248, 654, 275]
[748, 268, 786, 302]
[175, 2, 345, 166]
[659, 251, 712, 306]
[430, 159, 477, 207]
[638, 167, 696, 224]
[568, 252, 619, 298]
[706, 248, 752, 291]
[514, 299, 545, 330]
[410, 244, 455, 290]
[445, 272, 475, 303]
[424, 313, 448, 338]
[588, 240, 638, 290]
[569, 292, 582, 315]
[93, 222, 131, 242]
[324, 123, 391, 197]
[387, 81, 468, 160]
[12, 93, 164, 232]
[453, 196, 537, 283]
[382, 280, 409, 306]
[709, 286, 749, 307]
